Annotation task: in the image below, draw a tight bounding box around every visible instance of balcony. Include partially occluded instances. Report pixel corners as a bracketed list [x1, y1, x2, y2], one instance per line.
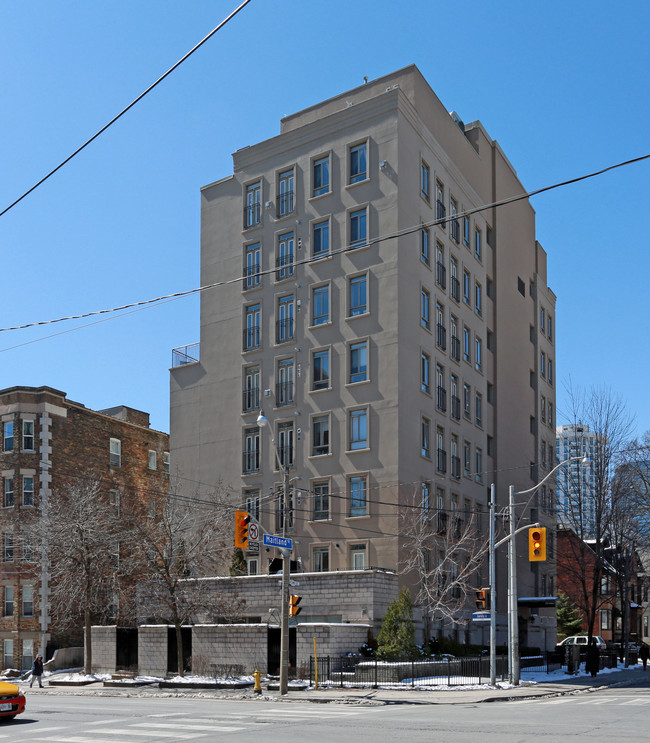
[172, 342, 200, 368]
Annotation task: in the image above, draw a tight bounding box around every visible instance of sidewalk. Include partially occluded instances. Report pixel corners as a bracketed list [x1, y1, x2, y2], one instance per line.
[24, 664, 647, 705]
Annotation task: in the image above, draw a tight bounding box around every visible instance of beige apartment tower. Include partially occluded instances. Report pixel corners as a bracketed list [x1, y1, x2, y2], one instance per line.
[170, 66, 557, 647]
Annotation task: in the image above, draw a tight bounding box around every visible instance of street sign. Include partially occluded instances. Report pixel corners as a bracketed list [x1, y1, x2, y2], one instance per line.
[248, 523, 259, 541]
[263, 534, 293, 550]
[472, 611, 492, 622]
[247, 541, 259, 554]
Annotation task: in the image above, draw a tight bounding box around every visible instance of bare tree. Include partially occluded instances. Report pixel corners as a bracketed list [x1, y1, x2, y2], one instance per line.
[400, 486, 488, 634]
[556, 383, 635, 641]
[125, 482, 237, 676]
[39, 478, 125, 674]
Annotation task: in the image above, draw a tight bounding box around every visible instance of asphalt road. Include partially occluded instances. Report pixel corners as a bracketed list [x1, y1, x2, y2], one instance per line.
[4, 678, 649, 743]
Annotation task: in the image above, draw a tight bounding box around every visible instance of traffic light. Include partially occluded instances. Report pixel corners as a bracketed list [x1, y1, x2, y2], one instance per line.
[290, 595, 302, 617]
[234, 509, 250, 550]
[529, 527, 547, 561]
[475, 588, 490, 610]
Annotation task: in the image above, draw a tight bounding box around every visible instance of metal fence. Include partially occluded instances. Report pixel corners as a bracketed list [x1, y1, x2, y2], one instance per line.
[309, 654, 508, 688]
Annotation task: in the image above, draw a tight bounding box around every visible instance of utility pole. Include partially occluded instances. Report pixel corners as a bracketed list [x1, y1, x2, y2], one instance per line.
[279, 463, 291, 696]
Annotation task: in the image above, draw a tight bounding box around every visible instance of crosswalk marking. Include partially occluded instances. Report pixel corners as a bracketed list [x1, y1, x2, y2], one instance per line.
[82, 728, 199, 739]
[619, 698, 650, 705]
[133, 722, 246, 732]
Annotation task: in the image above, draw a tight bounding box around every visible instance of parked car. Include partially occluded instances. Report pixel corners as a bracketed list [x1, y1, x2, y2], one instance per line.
[0, 681, 26, 721]
[558, 635, 607, 650]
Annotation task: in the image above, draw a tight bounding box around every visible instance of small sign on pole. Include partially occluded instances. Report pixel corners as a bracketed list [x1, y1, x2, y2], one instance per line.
[472, 611, 492, 622]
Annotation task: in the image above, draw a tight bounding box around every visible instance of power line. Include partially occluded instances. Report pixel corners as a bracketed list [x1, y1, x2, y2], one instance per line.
[1, 151, 648, 338]
[0, 0, 253, 220]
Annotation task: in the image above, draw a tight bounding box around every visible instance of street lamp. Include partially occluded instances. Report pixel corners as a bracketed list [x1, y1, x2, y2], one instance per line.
[257, 410, 291, 696]
[488, 455, 587, 686]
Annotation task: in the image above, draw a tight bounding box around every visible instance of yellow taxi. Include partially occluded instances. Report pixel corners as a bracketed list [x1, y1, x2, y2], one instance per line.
[0, 681, 26, 721]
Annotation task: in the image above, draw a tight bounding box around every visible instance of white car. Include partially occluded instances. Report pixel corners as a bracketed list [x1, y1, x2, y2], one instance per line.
[559, 635, 607, 650]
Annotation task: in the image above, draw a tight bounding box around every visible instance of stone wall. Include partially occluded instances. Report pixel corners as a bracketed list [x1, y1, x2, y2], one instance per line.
[138, 625, 168, 677]
[90, 626, 116, 674]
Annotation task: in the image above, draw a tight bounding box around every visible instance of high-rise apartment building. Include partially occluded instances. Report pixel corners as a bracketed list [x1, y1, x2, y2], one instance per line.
[556, 424, 599, 538]
[0, 386, 169, 669]
[170, 66, 557, 646]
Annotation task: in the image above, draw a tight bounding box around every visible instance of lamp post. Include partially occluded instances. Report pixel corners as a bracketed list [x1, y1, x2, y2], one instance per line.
[257, 410, 291, 696]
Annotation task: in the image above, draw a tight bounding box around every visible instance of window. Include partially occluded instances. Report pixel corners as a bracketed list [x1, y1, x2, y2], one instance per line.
[421, 417, 431, 458]
[540, 351, 546, 378]
[313, 546, 330, 572]
[244, 242, 261, 289]
[243, 427, 260, 474]
[4, 534, 13, 562]
[22, 639, 34, 672]
[540, 395, 546, 424]
[548, 402, 554, 426]
[436, 302, 446, 350]
[451, 436, 460, 478]
[3, 421, 13, 452]
[22, 420, 34, 451]
[349, 340, 368, 383]
[451, 375, 460, 420]
[349, 477, 368, 517]
[518, 277, 526, 296]
[276, 231, 295, 280]
[163, 452, 170, 474]
[244, 180, 261, 228]
[450, 198, 459, 243]
[313, 155, 330, 196]
[349, 207, 367, 248]
[463, 326, 471, 363]
[540, 306, 546, 332]
[312, 415, 330, 456]
[475, 447, 483, 483]
[312, 284, 330, 326]
[349, 274, 367, 317]
[475, 392, 483, 427]
[548, 315, 553, 341]
[312, 348, 330, 391]
[463, 269, 471, 305]
[277, 168, 295, 217]
[276, 358, 294, 407]
[436, 427, 446, 473]
[435, 241, 446, 288]
[475, 337, 482, 372]
[421, 161, 430, 201]
[475, 282, 482, 316]
[435, 181, 445, 223]
[349, 142, 367, 184]
[243, 365, 261, 412]
[421, 352, 431, 394]
[463, 215, 470, 247]
[421, 288, 431, 330]
[313, 481, 330, 521]
[276, 294, 295, 343]
[600, 609, 611, 631]
[244, 303, 261, 350]
[244, 489, 261, 521]
[247, 558, 258, 576]
[436, 363, 446, 411]
[349, 408, 368, 450]
[110, 438, 121, 468]
[463, 441, 471, 477]
[450, 315, 460, 361]
[450, 256, 460, 301]
[22, 585, 34, 617]
[350, 543, 367, 569]
[548, 359, 553, 385]
[475, 228, 482, 261]
[277, 422, 294, 468]
[3, 478, 13, 508]
[313, 219, 330, 258]
[3, 640, 12, 670]
[110, 489, 120, 515]
[421, 227, 430, 265]
[421, 481, 431, 518]
[4, 586, 13, 616]
[23, 476, 34, 507]
[148, 450, 157, 470]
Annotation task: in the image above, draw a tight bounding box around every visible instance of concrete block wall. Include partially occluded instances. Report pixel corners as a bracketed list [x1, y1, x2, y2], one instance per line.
[138, 625, 168, 677]
[297, 623, 371, 671]
[90, 626, 116, 674]
[192, 624, 267, 675]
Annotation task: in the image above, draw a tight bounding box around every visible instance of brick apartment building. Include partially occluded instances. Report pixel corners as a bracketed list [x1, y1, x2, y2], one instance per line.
[169, 65, 558, 649]
[0, 385, 169, 670]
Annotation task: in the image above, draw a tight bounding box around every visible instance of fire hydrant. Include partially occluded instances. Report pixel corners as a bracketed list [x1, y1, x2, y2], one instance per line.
[253, 669, 262, 695]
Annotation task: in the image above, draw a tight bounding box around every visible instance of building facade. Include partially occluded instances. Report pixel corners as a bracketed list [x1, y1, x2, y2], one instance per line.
[170, 66, 557, 647]
[0, 386, 169, 670]
[556, 423, 599, 538]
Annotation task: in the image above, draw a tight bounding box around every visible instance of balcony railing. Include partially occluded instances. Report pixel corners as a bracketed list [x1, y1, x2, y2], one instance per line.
[436, 386, 447, 412]
[436, 323, 446, 350]
[437, 509, 449, 534]
[276, 380, 294, 407]
[451, 395, 461, 420]
[244, 262, 261, 290]
[172, 342, 200, 368]
[276, 191, 295, 218]
[437, 448, 447, 474]
[242, 449, 260, 474]
[451, 455, 461, 479]
[278, 444, 294, 469]
[450, 219, 460, 244]
[244, 202, 261, 229]
[242, 386, 260, 413]
[451, 277, 460, 302]
[275, 253, 295, 281]
[275, 318, 295, 344]
[436, 200, 446, 226]
[436, 261, 446, 289]
[243, 326, 261, 351]
[451, 336, 460, 361]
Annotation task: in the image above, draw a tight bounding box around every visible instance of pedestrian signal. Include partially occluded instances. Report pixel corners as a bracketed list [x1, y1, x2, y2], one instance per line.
[475, 588, 490, 610]
[290, 595, 302, 617]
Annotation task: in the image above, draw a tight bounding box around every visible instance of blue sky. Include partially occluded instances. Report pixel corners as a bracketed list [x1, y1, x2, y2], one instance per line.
[2, 0, 649, 435]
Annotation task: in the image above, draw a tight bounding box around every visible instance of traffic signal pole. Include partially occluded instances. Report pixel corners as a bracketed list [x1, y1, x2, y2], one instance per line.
[489, 484, 496, 686]
[279, 463, 290, 697]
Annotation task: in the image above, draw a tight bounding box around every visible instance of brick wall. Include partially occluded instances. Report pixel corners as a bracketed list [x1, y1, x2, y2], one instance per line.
[138, 625, 168, 677]
[91, 626, 117, 674]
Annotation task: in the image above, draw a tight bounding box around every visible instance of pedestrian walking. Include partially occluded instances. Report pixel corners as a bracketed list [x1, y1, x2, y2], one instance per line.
[640, 643, 649, 671]
[29, 655, 44, 688]
[585, 638, 600, 678]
